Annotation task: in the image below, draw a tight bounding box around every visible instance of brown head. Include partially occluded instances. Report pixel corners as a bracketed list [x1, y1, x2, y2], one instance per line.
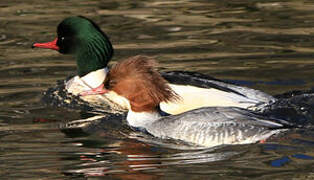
[104, 55, 179, 112]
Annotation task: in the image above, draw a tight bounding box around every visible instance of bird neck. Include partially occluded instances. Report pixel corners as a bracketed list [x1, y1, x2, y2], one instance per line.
[75, 31, 113, 77]
[76, 49, 110, 77]
[126, 110, 162, 128]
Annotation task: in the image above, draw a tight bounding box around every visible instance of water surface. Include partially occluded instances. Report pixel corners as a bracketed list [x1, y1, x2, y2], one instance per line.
[1, 0, 314, 179]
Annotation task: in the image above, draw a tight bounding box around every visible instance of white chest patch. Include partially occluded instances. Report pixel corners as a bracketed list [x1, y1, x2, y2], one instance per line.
[127, 110, 161, 128]
[66, 68, 108, 95]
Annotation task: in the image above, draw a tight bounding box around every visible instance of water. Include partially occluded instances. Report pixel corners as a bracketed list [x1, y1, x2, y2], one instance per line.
[1, 0, 314, 179]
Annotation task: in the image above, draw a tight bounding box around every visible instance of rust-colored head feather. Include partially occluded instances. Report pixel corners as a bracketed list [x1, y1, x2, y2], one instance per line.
[105, 55, 179, 112]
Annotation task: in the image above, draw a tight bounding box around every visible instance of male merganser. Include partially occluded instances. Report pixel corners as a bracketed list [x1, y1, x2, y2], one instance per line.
[32, 16, 275, 114]
[80, 56, 291, 147]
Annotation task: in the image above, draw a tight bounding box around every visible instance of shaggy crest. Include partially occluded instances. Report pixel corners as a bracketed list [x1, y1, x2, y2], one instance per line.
[105, 55, 180, 112]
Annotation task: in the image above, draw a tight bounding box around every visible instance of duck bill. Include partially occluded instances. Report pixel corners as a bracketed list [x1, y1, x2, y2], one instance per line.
[32, 38, 59, 51]
[79, 84, 109, 96]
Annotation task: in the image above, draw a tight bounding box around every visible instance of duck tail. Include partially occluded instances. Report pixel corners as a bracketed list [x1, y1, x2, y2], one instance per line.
[263, 89, 314, 128]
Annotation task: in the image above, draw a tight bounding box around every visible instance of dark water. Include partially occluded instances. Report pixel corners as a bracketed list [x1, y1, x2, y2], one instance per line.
[1, 0, 314, 179]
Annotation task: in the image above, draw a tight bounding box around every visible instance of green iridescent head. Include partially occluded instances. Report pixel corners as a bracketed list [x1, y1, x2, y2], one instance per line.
[33, 16, 114, 77]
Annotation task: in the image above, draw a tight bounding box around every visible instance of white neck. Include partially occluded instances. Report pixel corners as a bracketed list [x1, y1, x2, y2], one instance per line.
[80, 67, 109, 88]
[127, 110, 162, 128]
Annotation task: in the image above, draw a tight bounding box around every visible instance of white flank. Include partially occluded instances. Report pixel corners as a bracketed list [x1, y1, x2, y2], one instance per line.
[160, 84, 260, 115]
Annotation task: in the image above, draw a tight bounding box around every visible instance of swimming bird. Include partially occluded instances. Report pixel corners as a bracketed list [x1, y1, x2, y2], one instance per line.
[80, 56, 291, 147]
[32, 16, 275, 114]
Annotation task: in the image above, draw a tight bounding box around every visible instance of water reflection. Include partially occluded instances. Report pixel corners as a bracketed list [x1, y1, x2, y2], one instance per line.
[63, 134, 240, 178]
[61, 132, 314, 179]
[58, 117, 314, 178]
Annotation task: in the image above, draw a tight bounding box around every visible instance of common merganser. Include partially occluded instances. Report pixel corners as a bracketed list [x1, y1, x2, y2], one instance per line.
[80, 56, 291, 147]
[32, 16, 276, 114]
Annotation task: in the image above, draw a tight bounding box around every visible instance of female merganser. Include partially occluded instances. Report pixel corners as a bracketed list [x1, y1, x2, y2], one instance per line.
[32, 16, 275, 114]
[80, 56, 291, 147]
